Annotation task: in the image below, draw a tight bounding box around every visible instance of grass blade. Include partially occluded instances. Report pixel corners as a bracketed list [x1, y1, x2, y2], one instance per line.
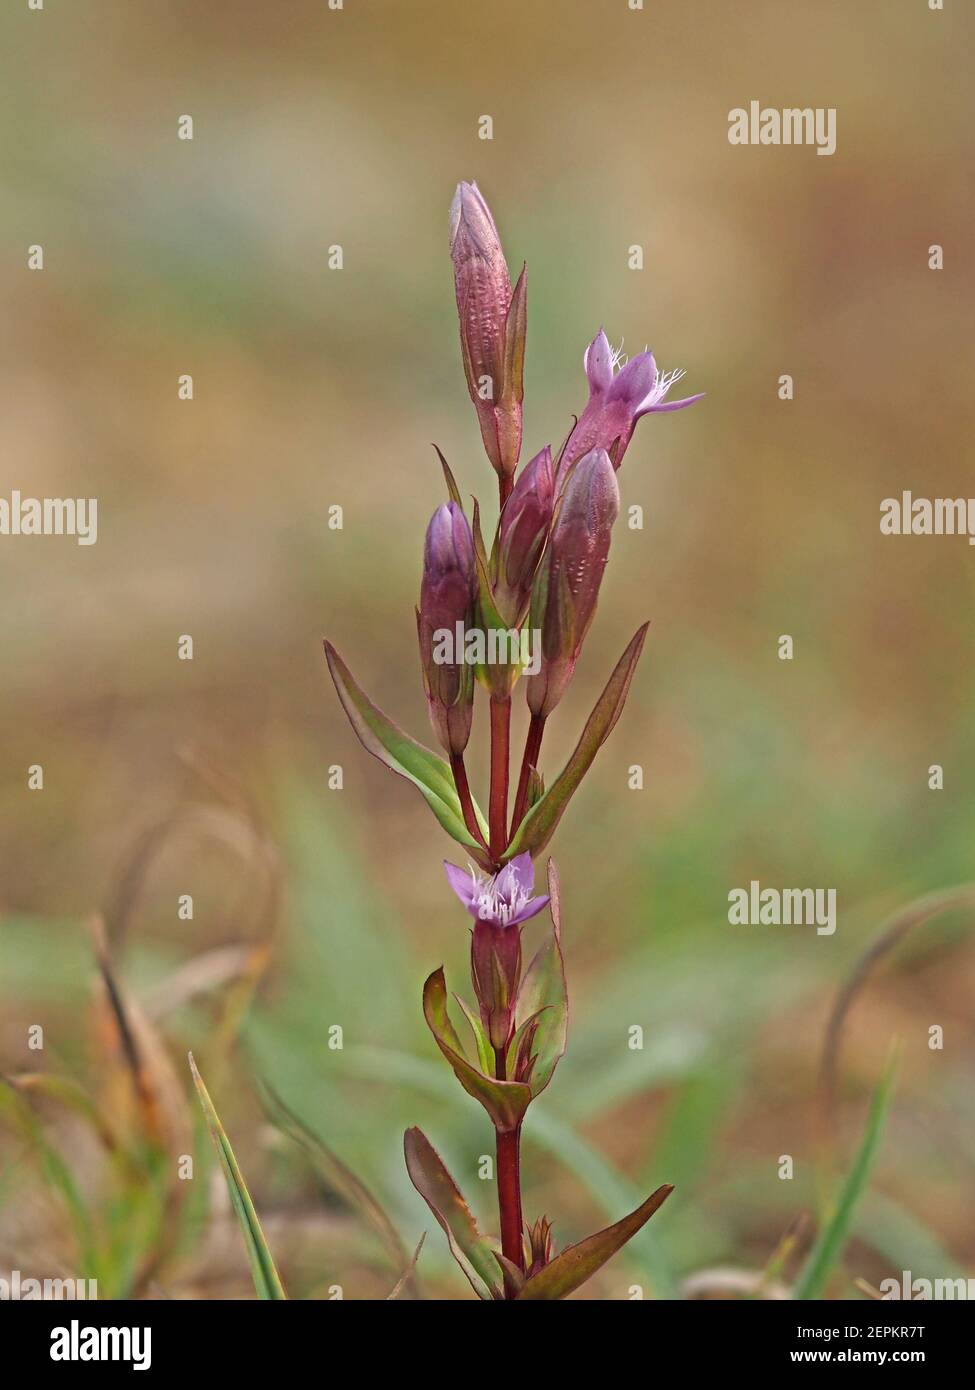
[794, 1052, 897, 1300]
[189, 1053, 286, 1300]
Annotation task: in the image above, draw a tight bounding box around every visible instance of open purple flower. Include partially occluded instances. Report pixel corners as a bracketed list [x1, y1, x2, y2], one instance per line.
[561, 328, 703, 473]
[444, 852, 549, 927]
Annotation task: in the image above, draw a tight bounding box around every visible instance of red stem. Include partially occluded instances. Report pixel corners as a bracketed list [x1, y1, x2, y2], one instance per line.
[488, 696, 511, 863]
[495, 1127, 524, 1291]
[510, 712, 545, 838]
[450, 751, 489, 856]
[499, 472, 513, 510]
[494, 1035, 525, 1294]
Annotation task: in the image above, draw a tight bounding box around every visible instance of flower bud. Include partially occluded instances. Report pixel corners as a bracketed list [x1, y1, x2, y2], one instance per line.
[526, 448, 619, 719]
[449, 182, 526, 484]
[491, 446, 555, 626]
[471, 917, 522, 1052]
[418, 502, 475, 755]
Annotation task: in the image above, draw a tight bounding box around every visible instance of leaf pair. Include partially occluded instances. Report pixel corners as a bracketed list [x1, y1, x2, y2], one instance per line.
[404, 1126, 673, 1300]
[326, 623, 648, 869]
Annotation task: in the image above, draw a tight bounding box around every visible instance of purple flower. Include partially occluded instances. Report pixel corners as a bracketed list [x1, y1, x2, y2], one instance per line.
[561, 329, 703, 474]
[444, 852, 549, 928]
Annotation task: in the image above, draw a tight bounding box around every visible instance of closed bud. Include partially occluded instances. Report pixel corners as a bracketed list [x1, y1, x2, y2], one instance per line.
[527, 1215, 555, 1276]
[418, 502, 475, 755]
[526, 448, 619, 718]
[471, 917, 522, 1052]
[492, 446, 555, 625]
[449, 181, 526, 483]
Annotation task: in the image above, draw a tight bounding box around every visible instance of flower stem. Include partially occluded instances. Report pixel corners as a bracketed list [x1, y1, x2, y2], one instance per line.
[510, 712, 546, 837]
[488, 695, 511, 863]
[495, 1126, 524, 1293]
[499, 473, 513, 510]
[450, 751, 489, 856]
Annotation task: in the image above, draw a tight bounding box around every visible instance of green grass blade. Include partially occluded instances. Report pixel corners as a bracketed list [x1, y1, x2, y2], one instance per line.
[793, 1052, 897, 1300]
[189, 1054, 286, 1300]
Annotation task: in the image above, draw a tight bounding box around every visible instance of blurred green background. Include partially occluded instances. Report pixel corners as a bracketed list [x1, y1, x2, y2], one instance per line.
[1, 0, 974, 1298]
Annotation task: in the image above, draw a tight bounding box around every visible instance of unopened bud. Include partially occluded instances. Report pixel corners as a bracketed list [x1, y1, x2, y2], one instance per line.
[526, 448, 619, 718]
[449, 181, 526, 482]
[492, 446, 555, 625]
[471, 918, 522, 1053]
[418, 502, 475, 755]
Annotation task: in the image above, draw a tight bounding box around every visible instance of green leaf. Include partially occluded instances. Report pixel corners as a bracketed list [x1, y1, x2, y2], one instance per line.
[403, 1126, 503, 1300]
[422, 968, 532, 1132]
[506, 623, 650, 860]
[453, 993, 495, 1077]
[793, 1052, 897, 1300]
[517, 1183, 674, 1300]
[189, 1053, 286, 1300]
[324, 641, 491, 867]
[513, 873, 567, 1096]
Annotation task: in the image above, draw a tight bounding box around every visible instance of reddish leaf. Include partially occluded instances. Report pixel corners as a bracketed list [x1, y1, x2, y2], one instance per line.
[516, 1183, 674, 1300]
[403, 1127, 503, 1301]
[422, 968, 532, 1133]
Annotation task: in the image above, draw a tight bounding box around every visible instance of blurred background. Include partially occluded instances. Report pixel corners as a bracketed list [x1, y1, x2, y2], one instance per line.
[1, 0, 973, 1299]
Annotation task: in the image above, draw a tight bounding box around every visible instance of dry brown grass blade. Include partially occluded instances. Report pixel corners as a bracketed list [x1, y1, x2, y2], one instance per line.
[90, 917, 191, 1148]
[143, 945, 261, 1021]
[817, 884, 975, 1141]
[88, 916, 193, 1293]
[386, 1233, 426, 1300]
[754, 1210, 810, 1297]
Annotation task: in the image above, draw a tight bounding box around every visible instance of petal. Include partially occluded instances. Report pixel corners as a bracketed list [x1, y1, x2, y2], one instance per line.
[510, 894, 550, 927]
[506, 852, 536, 895]
[583, 329, 613, 395]
[640, 391, 705, 415]
[444, 860, 479, 915]
[608, 351, 655, 408]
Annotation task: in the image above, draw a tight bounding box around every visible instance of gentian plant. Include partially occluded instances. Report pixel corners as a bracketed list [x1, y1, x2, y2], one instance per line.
[324, 182, 702, 1300]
